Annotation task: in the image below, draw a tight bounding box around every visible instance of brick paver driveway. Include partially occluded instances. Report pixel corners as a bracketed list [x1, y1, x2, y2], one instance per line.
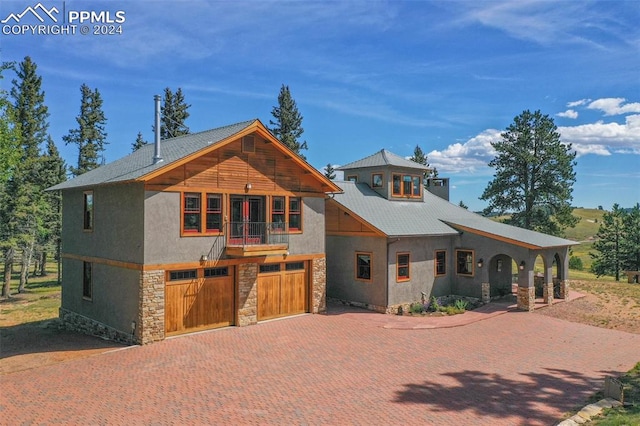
[2, 305, 639, 425]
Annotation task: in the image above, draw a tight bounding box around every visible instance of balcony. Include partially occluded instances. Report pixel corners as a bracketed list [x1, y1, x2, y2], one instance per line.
[224, 222, 290, 257]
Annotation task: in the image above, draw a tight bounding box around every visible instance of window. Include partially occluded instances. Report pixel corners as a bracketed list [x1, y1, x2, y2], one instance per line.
[83, 191, 93, 231]
[285, 261, 305, 271]
[397, 253, 410, 282]
[456, 250, 474, 276]
[204, 267, 228, 277]
[183, 193, 201, 233]
[82, 262, 92, 300]
[259, 264, 281, 273]
[206, 194, 222, 232]
[272, 196, 286, 230]
[371, 173, 383, 188]
[356, 252, 372, 281]
[182, 192, 223, 235]
[289, 197, 302, 231]
[346, 175, 358, 182]
[435, 250, 446, 276]
[169, 269, 197, 280]
[391, 174, 421, 197]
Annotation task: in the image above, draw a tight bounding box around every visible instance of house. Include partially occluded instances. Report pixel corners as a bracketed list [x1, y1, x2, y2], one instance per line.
[49, 118, 341, 344]
[325, 149, 576, 314]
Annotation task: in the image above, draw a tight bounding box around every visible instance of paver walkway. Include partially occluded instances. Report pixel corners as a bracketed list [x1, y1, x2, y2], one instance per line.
[2, 303, 639, 425]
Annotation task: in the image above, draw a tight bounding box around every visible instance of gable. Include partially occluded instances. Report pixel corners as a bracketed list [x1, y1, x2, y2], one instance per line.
[326, 199, 384, 237]
[145, 131, 334, 195]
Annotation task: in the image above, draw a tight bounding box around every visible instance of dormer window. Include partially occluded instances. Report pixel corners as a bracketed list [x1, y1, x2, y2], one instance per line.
[371, 173, 383, 188]
[392, 173, 421, 198]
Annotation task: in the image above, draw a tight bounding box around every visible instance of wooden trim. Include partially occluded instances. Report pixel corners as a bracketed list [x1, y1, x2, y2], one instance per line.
[143, 252, 326, 271]
[326, 231, 380, 237]
[391, 173, 422, 198]
[445, 222, 543, 250]
[371, 172, 383, 188]
[62, 253, 143, 271]
[180, 191, 224, 237]
[396, 252, 410, 282]
[455, 249, 475, 277]
[435, 249, 447, 277]
[145, 185, 327, 199]
[355, 251, 373, 282]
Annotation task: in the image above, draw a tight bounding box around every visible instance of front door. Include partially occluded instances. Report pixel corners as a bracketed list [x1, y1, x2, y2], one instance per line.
[229, 196, 265, 244]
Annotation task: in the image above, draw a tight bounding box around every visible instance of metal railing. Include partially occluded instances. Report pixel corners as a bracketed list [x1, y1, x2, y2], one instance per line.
[226, 222, 289, 247]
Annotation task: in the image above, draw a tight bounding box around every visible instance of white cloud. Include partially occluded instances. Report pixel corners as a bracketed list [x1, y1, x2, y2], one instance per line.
[557, 109, 578, 119]
[427, 129, 499, 174]
[559, 114, 640, 155]
[567, 99, 590, 107]
[587, 98, 640, 116]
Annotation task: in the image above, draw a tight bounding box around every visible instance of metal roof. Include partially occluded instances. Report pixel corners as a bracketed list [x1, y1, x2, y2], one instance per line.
[49, 120, 257, 191]
[337, 149, 429, 171]
[332, 181, 576, 248]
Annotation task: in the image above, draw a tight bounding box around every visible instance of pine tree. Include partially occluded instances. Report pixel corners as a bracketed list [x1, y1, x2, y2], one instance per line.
[621, 203, 640, 273]
[480, 110, 578, 236]
[270, 84, 308, 159]
[64, 84, 108, 176]
[324, 163, 336, 180]
[591, 204, 626, 280]
[4, 56, 51, 293]
[132, 131, 147, 152]
[409, 144, 438, 182]
[160, 87, 190, 139]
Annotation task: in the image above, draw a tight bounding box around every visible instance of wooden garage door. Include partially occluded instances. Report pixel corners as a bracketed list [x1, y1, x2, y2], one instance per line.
[165, 267, 234, 335]
[257, 261, 308, 321]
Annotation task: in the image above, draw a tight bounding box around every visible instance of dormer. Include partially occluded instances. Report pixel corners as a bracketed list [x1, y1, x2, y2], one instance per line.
[337, 149, 431, 202]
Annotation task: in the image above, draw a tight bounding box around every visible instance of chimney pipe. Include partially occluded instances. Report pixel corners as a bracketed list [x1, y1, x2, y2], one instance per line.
[152, 94, 163, 164]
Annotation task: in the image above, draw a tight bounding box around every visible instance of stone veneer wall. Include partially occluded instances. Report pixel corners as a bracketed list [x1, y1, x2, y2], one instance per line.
[517, 285, 535, 311]
[559, 280, 570, 300]
[543, 282, 554, 305]
[138, 270, 165, 344]
[59, 307, 135, 345]
[311, 257, 327, 314]
[237, 262, 258, 326]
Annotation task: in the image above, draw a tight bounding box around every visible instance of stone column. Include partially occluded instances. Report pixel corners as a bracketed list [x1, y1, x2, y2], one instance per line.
[559, 279, 570, 300]
[312, 257, 327, 313]
[543, 282, 554, 305]
[237, 262, 258, 326]
[139, 270, 165, 344]
[517, 286, 535, 311]
[481, 282, 490, 303]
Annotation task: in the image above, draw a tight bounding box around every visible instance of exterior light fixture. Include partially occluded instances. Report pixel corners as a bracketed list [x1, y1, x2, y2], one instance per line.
[477, 258, 484, 268]
[519, 261, 525, 270]
[245, 183, 252, 190]
[200, 254, 208, 262]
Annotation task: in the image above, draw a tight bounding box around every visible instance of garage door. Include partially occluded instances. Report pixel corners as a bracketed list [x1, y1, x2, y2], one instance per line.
[165, 266, 234, 335]
[257, 261, 308, 321]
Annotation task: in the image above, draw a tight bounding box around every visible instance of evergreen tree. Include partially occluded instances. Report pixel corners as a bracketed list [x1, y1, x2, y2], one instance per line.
[324, 163, 336, 180]
[621, 203, 640, 273]
[0, 62, 20, 187]
[132, 131, 147, 152]
[480, 110, 578, 236]
[270, 84, 307, 159]
[64, 84, 108, 176]
[409, 144, 438, 182]
[591, 204, 626, 280]
[4, 56, 51, 294]
[160, 87, 190, 139]
[459, 200, 469, 210]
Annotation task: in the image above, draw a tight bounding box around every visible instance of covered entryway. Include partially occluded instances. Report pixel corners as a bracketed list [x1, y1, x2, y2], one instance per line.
[165, 266, 235, 335]
[257, 261, 308, 320]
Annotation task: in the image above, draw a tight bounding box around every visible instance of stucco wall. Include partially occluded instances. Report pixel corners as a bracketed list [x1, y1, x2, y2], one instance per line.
[386, 235, 453, 305]
[62, 183, 145, 263]
[326, 235, 387, 308]
[289, 197, 325, 255]
[61, 258, 140, 335]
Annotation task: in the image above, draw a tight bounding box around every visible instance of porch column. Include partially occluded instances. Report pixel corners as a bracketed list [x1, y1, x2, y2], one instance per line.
[139, 269, 165, 344]
[559, 280, 570, 300]
[543, 255, 554, 305]
[237, 262, 258, 326]
[517, 264, 535, 311]
[311, 256, 327, 313]
[543, 282, 554, 305]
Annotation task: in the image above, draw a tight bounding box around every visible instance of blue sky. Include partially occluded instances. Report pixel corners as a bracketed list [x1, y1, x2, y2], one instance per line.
[2, 0, 639, 211]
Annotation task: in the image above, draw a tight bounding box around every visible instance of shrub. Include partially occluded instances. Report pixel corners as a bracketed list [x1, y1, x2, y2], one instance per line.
[428, 296, 440, 312]
[454, 299, 468, 311]
[569, 256, 584, 271]
[409, 302, 425, 314]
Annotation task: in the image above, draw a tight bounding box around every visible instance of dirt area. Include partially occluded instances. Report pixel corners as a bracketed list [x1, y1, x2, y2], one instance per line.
[1, 278, 638, 375]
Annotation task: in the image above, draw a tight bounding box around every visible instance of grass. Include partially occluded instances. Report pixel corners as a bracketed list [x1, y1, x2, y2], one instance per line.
[587, 363, 640, 425]
[0, 264, 61, 327]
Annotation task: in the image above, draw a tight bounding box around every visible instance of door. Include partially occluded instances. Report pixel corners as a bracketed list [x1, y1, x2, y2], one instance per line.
[229, 196, 265, 244]
[257, 261, 308, 321]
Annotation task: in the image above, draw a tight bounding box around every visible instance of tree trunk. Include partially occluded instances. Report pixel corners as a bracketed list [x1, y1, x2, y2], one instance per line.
[18, 246, 33, 293]
[41, 251, 48, 276]
[2, 249, 13, 298]
[32, 251, 40, 277]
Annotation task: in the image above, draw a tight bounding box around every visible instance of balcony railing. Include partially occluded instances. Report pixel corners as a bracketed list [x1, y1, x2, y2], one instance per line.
[226, 221, 289, 250]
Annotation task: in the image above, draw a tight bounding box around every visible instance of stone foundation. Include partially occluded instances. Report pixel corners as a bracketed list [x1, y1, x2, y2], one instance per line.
[59, 307, 135, 345]
[311, 257, 327, 314]
[481, 283, 490, 304]
[517, 286, 535, 311]
[237, 262, 258, 326]
[139, 270, 165, 344]
[543, 282, 554, 305]
[559, 279, 570, 300]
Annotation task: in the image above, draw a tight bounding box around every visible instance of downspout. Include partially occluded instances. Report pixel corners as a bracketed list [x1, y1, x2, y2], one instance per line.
[152, 95, 163, 165]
